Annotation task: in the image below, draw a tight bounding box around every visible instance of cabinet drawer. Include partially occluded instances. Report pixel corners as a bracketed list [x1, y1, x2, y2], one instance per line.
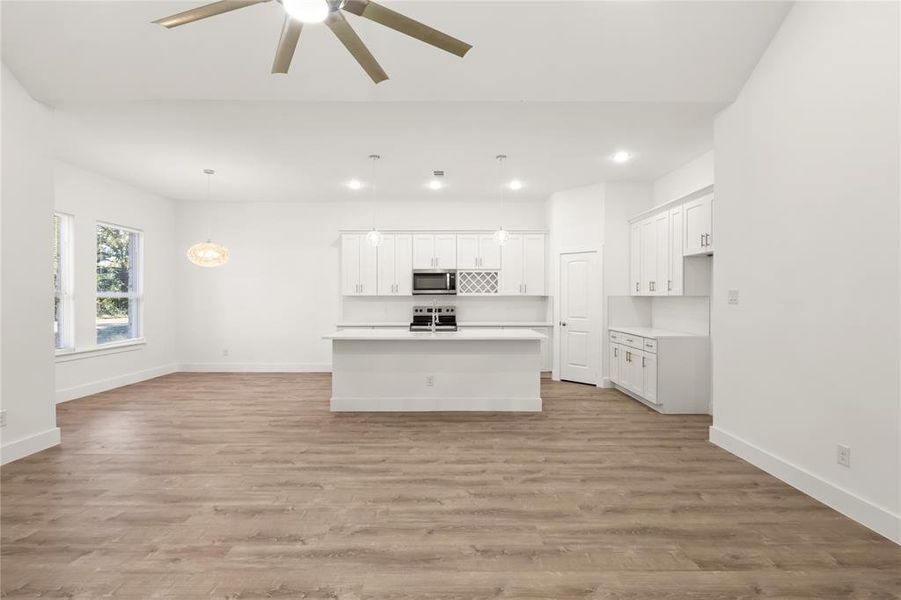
[620, 334, 644, 351]
[610, 331, 621, 342]
[641, 338, 657, 353]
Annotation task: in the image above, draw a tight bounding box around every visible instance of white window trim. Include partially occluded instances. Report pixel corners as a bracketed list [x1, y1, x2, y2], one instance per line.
[56, 338, 147, 362]
[95, 222, 144, 346]
[54, 212, 75, 351]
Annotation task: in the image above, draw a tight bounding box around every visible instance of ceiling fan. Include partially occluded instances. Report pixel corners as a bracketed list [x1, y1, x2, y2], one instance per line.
[153, 0, 473, 83]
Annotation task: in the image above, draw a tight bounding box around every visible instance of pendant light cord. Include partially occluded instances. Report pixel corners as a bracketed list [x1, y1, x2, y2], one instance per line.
[497, 154, 507, 228]
[369, 154, 380, 229]
[205, 170, 212, 241]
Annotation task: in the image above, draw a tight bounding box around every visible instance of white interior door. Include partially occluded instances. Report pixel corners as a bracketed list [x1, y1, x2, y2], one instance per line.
[559, 251, 599, 385]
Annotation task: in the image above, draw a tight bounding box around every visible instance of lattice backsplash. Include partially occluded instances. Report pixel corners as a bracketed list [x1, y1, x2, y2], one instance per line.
[457, 271, 499, 295]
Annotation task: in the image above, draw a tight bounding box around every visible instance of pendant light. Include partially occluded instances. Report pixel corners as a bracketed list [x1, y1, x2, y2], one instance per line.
[365, 154, 384, 247]
[186, 169, 230, 267]
[493, 154, 510, 246]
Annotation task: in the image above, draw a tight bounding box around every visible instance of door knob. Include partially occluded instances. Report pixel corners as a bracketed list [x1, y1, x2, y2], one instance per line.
[561, 322, 567, 326]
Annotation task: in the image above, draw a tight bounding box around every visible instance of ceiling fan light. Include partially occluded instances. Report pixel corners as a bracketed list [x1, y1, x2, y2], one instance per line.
[187, 241, 230, 268]
[283, 0, 329, 23]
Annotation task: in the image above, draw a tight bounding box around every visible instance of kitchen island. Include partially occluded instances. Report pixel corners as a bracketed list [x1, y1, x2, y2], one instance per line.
[323, 329, 545, 412]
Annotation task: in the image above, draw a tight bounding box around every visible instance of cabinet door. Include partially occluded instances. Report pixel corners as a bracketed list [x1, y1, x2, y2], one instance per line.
[377, 234, 396, 295]
[630, 222, 642, 296]
[394, 234, 413, 296]
[341, 234, 362, 295]
[683, 195, 712, 256]
[501, 234, 524, 295]
[642, 352, 658, 404]
[668, 206, 684, 295]
[359, 238, 378, 296]
[522, 234, 546, 295]
[456, 234, 480, 269]
[478, 234, 502, 270]
[412, 235, 435, 269]
[628, 349, 645, 397]
[609, 342, 621, 385]
[434, 234, 457, 269]
[654, 211, 670, 297]
[640, 217, 656, 295]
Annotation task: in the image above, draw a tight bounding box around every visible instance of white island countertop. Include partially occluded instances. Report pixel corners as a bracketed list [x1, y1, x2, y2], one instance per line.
[324, 328, 546, 341]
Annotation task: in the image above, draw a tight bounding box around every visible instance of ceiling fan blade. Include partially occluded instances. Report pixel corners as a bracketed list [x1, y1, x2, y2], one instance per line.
[272, 16, 303, 73]
[341, 0, 471, 58]
[153, 0, 269, 28]
[325, 11, 388, 84]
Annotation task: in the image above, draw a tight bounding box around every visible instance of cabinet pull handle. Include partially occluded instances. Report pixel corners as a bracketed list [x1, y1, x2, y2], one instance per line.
[642, 356, 646, 367]
[705, 233, 710, 247]
[668, 280, 672, 291]
[636, 282, 640, 292]
[700, 233, 704, 248]
[614, 347, 617, 357]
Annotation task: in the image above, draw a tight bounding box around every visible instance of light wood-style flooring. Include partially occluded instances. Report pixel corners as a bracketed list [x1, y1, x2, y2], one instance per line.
[2, 373, 899, 599]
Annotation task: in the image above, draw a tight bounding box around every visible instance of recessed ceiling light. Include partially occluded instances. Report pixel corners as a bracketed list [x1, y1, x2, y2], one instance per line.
[508, 180, 523, 191]
[347, 179, 363, 190]
[428, 179, 444, 191]
[611, 151, 633, 164]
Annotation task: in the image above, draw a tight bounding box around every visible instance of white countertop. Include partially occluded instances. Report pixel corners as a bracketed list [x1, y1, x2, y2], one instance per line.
[325, 328, 547, 341]
[336, 322, 553, 328]
[609, 326, 708, 339]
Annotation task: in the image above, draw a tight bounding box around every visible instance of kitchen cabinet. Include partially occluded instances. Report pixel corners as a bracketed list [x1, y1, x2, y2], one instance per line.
[630, 222, 641, 296]
[341, 234, 378, 296]
[457, 234, 501, 270]
[413, 234, 457, 269]
[608, 327, 709, 414]
[683, 194, 713, 256]
[377, 234, 413, 296]
[501, 234, 546, 295]
[628, 194, 712, 296]
[668, 206, 683, 295]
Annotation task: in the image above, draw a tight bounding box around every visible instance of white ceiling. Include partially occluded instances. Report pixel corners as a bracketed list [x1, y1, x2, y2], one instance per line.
[2, 1, 791, 103]
[2, 1, 791, 202]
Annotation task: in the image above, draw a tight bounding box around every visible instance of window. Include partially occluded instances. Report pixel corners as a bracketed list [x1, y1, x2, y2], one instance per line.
[54, 213, 74, 350]
[96, 223, 142, 345]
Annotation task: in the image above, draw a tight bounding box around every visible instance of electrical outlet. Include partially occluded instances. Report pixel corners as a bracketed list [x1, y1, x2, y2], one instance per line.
[728, 289, 740, 305]
[425, 375, 434, 387]
[837, 444, 851, 467]
[0, 409, 6, 428]
[222, 349, 229, 357]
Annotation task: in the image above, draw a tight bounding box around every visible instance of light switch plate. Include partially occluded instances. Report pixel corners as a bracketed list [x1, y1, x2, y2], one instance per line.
[837, 444, 851, 467]
[728, 289, 740, 305]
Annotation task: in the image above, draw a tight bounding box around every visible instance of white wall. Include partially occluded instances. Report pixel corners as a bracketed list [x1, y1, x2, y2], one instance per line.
[54, 162, 178, 402]
[652, 150, 714, 207]
[711, 1, 900, 542]
[176, 198, 546, 371]
[546, 184, 605, 380]
[0, 64, 60, 463]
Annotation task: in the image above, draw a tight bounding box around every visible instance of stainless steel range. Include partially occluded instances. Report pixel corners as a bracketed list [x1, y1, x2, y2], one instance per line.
[409, 305, 458, 332]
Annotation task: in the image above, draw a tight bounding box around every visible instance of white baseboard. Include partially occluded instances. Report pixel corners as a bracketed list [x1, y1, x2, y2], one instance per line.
[710, 425, 901, 545]
[56, 363, 179, 404]
[179, 362, 331, 373]
[1, 427, 61, 465]
[331, 396, 542, 412]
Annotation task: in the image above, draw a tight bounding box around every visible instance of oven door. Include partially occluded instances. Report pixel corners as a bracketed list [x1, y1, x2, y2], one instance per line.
[412, 270, 456, 295]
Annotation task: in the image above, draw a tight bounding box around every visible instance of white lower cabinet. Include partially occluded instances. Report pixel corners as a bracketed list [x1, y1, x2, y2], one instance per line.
[608, 328, 709, 414]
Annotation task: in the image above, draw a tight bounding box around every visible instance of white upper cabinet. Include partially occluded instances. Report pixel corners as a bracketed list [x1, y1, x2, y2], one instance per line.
[630, 222, 642, 296]
[500, 233, 546, 296]
[668, 205, 684, 295]
[413, 234, 457, 269]
[500, 234, 524, 295]
[478, 234, 501, 270]
[683, 194, 713, 256]
[640, 217, 657, 295]
[341, 234, 378, 296]
[653, 211, 669, 297]
[377, 234, 412, 296]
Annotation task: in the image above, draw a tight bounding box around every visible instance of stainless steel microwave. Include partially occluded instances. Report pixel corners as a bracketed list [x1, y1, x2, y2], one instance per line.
[412, 270, 457, 295]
